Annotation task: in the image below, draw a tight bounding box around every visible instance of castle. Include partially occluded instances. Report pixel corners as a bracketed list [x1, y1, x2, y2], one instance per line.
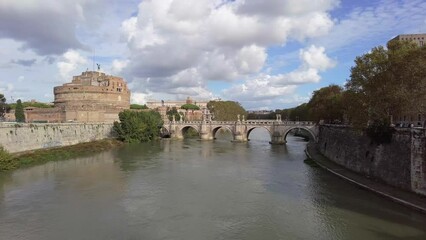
[7, 71, 130, 123]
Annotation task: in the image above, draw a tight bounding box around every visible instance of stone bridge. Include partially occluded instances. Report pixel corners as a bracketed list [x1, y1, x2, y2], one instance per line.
[163, 118, 318, 144]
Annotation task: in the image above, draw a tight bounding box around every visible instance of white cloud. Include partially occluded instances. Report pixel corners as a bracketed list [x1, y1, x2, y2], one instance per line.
[57, 50, 88, 81]
[222, 45, 336, 104]
[313, 0, 426, 52]
[111, 59, 129, 74]
[120, 0, 338, 97]
[0, 0, 110, 55]
[300, 45, 336, 71]
[131, 92, 152, 104]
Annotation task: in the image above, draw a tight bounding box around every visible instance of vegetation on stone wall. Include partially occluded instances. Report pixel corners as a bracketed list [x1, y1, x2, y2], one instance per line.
[207, 101, 247, 121]
[0, 146, 15, 171]
[113, 110, 163, 143]
[0, 140, 123, 171]
[14, 99, 25, 122]
[365, 119, 396, 144]
[130, 104, 148, 109]
[9, 101, 53, 109]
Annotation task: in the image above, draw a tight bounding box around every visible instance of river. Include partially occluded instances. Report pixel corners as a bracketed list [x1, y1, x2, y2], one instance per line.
[1, 130, 426, 240]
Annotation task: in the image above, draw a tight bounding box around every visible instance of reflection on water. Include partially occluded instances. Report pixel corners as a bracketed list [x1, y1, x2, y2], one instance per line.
[0, 130, 425, 240]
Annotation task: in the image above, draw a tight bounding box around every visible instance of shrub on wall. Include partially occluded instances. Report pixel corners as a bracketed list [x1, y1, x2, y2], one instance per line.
[113, 110, 163, 143]
[365, 119, 396, 144]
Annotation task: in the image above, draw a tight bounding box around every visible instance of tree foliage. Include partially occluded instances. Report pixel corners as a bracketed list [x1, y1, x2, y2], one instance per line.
[130, 104, 148, 110]
[180, 103, 200, 110]
[272, 104, 312, 121]
[166, 107, 181, 121]
[0, 93, 9, 120]
[288, 103, 311, 121]
[15, 99, 25, 123]
[207, 101, 247, 121]
[345, 41, 426, 127]
[307, 85, 344, 123]
[9, 101, 53, 109]
[113, 110, 163, 143]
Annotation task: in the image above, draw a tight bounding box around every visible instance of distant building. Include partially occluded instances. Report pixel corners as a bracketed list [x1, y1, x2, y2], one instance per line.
[389, 33, 426, 47]
[6, 71, 131, 123]
[247, 110, 273, 115]
[146, 97, 208, 109]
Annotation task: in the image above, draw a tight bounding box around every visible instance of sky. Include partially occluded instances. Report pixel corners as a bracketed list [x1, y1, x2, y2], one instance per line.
[0, 0, 425, 110]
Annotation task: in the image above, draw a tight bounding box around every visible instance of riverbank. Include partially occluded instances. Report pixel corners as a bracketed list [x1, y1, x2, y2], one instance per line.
[0, 139, 124, 171]
[305, 142, 426, 214]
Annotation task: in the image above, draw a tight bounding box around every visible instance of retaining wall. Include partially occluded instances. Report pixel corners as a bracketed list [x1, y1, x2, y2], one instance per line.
[317, 125, 426, 195]
[0, 123, 115, 153]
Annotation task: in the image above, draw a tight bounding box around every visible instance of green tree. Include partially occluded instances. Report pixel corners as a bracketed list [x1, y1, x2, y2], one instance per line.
[289, 103, 311, 121]
[0, 93, 8, 120]
[181, 103, 200, 110]
[15, 99, 25, 122]
[166, 107, 181, 121]
[345, 41, 426, 127]
[307, 85, 344, 123]
[113, 110, 163, 143]
[207, 101, 247, 121]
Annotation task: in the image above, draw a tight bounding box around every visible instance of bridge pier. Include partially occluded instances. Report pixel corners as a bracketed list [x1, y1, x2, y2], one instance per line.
[269, 131, 286, 145]
[200, 123, 214, 140]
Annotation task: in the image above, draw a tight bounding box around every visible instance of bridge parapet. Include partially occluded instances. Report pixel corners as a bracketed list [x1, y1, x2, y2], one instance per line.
[169, 120, 315, 126]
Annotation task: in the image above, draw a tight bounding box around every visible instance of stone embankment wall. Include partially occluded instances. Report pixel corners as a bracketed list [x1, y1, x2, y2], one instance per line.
[317, 125, 426, 196]
[0, 123, 114, 153]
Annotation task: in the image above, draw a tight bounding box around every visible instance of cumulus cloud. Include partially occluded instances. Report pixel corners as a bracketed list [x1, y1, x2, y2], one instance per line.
[119, 0, 338, 97]
[57, 50, 88, 81]
[111, 59, 129, 74]
[0, 0, 107, 55]
[222, 45, 336, 102]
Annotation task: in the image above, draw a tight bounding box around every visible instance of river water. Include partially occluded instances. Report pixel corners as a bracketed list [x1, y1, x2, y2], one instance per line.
[1, 130, 426, 240]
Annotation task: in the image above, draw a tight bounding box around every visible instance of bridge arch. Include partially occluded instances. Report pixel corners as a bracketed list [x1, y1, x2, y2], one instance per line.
[283, 127, 316, 142]
[161, 126, 171, 138]
[246, 126, 272, 140]
[179, 125, 200, 138]
[212, 126, 234, 139]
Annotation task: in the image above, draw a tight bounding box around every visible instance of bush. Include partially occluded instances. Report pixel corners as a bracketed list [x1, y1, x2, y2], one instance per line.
[113, 110, 163, 143]
[0, 146, 17, 171]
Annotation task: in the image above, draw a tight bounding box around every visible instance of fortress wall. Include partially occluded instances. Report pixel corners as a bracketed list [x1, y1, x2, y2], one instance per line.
[0, 123, 115, 153]
[317, 125, 426, 195]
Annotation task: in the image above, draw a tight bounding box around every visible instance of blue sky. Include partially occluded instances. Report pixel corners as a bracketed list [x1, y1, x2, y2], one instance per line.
[0, 0, 425, 110]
